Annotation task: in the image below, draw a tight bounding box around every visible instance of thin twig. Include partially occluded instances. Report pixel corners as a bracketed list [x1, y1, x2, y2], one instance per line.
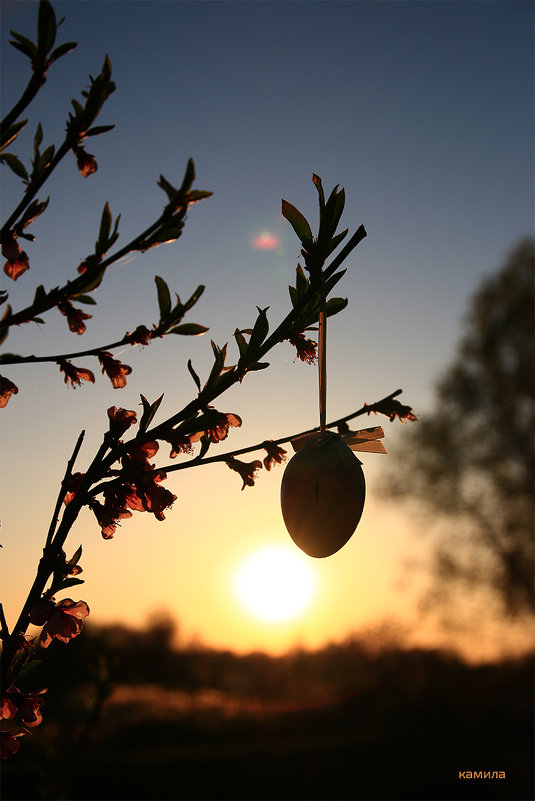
[44, 430, 85, 549]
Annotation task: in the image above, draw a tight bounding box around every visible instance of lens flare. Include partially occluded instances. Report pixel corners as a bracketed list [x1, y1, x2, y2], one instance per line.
[251, 230, 281, 251]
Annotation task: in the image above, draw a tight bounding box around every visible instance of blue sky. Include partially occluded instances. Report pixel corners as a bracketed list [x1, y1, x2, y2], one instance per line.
[1, 0, 533, 655]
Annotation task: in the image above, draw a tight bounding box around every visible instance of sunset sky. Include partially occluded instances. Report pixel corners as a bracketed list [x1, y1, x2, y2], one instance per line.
[1, 0, 533, 660]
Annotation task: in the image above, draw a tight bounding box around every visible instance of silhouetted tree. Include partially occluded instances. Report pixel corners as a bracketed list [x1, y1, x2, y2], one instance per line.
[387, 238, 534, 616]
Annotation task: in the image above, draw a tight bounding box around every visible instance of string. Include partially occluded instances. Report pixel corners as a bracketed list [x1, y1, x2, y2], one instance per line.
[318, 281, 327, 432]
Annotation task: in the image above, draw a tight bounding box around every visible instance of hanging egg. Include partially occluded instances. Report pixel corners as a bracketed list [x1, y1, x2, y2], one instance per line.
[280, 432, 366, 558]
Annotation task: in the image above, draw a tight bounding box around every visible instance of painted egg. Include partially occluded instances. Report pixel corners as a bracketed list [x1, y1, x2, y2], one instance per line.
[280, 432, 365, 558]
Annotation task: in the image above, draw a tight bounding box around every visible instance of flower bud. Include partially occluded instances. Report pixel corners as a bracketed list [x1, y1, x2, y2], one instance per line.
[280, 433, 365, 558]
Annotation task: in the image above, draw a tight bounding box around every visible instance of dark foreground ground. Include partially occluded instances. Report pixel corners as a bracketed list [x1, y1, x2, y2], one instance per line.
[2, 620, 533, 800]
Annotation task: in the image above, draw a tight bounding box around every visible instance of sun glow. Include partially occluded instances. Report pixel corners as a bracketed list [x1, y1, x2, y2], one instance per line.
[233, 545, 317, 623]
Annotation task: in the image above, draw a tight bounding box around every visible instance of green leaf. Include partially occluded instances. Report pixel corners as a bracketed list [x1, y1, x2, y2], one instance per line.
[1, 153, 29, 181]
[205, 341, 228, 387]
[198, 434, 211, 459]
[248, 306, 269, 354]
[32, 284, 47, 306]
[155, 275, 171, 320]
[157, 174, 178, 201]
[9, 31, 37, 61]
[139, 392, 164, 433]
[281, 200, 313, 246]
[234, 328, 248, 357]
[38, 0, 57, 56]
[34, 123, 43, 152]
[187, 359, 201, 392]
[288, 284, 298, 308]
[70, 98, 84, 117]
[319, 186, 345, 245]
[60, 577, 85, 591]
[0, 119, 27, 153]
[37, 144, 55, 174]
[21, 196, 49, 228]
[66, 545, 83, 569]
[168, 323, 209, 336]
[186, 190, 213, 203]
[183, 285, 205, 313]
[72, 294, 97, 305]
[0, 353, 23, 364]
[179, 158, 195, 193]
[324, 228, 348, 259]
[85, 124, 115, 137]
[248, 362, 270, 371]
[312, 173, 325, 211]
[325, 296, 348, 317]
[149, 225, 183, 246]
[322, 268, 346, 296]
[99, 202, 112, 245]
[77, 266, 105, 293]
[295, 264, 309, 296]
[48, 40, 77, 65]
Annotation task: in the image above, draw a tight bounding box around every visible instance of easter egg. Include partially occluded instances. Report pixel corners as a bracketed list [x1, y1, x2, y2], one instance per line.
[280, 432, 366, 558]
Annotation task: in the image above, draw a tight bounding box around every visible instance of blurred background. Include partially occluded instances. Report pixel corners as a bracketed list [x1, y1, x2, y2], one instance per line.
[1, 1, 533, 798]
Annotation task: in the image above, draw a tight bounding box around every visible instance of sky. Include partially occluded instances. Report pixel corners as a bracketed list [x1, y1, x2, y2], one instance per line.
[1, 0, 533, 661]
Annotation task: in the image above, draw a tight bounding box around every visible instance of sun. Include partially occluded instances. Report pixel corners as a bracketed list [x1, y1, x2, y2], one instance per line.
[233, 545, 317, 623]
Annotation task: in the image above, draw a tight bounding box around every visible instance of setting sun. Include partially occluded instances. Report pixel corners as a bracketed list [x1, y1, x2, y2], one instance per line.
[233, 545, 317, 623]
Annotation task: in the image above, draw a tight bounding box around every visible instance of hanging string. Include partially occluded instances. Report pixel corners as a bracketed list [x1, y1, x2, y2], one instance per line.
[318, 278, 327, 432]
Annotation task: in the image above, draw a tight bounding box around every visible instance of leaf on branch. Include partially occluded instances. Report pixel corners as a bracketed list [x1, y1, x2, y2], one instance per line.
[187, 359, 201, 392]
[318, 185, 345, 247]
[205, 341, 228, 389]
[75, 265, 106, 293]
[325, 296, 348, 317]
[0, 353, 23, 364]
[99, 202, 112, 244]
[0, 119, 27, 153]
[142, 225, 184, 249]
[281, 200, 313, 246]
[324, 228, 348, 259]
[168, 323, 209, 336]
[37, 0, 57, 58]
[34, 122, 43, 152]
[72, 294, 97, 305]
[183, 285, 205, 313]
[84, 124, 114, 137]
[234, 328, 249, 358]
[48, 40, 77, 66]
[139, 393, 164, 433]
[157, 174, 178, 202]
[20, 196, 49, 229]
[248, 306, 269, 353]
[66, 545, 83, 570]
[31, 284, 47, 307]
[37, 144, 55, 176]
[179, 158, 196, 194]
[9, 30, 37, 62]
[312, 173, 326, 211]
[0, 153, 29, 181]
[155, 275, 171, 321]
